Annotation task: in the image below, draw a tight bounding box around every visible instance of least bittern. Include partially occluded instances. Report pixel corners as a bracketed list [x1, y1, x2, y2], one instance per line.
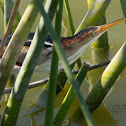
[0, 18, 126, 74]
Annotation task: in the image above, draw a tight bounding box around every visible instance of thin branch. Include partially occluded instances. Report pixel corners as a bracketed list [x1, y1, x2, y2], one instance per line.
[4, 78, 49, 94]
[73, 60, 110, 74]
[3, 60, 110, 94]
[89, 60, 110, 70]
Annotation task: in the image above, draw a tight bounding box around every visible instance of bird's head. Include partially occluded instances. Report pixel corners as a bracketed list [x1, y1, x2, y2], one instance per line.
[88, 17, 126, 42]
[62, 18, 126, 49]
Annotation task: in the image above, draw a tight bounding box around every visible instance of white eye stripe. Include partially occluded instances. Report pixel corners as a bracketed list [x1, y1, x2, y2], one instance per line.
[45, 41, 53, 47]
[26, 40, 32, 42]
[26, 40, 53, 46]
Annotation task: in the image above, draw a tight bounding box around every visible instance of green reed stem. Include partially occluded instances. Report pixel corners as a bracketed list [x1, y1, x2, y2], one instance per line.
[87, 0, 109, 49]
[44, 1, 63, 126]
[4, 0, 20, 33]
[76, 0, 111, 33]
[35, 1, 95, 126]
[54, 62, 90, 126]
[120, 0, 126, 22]
[64, 0, 75, 35]
[4, 0, 13, 31]
[86, 42, 126, 111]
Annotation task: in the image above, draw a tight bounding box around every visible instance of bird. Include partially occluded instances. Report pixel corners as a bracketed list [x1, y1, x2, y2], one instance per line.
[0, 18, 126, 74]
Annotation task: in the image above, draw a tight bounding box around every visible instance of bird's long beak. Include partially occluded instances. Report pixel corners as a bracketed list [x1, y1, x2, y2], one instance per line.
[97, 18, 126, 33]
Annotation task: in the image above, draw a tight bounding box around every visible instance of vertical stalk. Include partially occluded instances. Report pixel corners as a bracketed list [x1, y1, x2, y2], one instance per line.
[44, 0, 63, 126]
[4, 0, 14, 31]
[4, 0, 20, 33]
[64, 0, 75, 35]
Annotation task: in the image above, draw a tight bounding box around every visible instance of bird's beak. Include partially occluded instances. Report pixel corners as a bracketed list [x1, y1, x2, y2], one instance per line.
[96, 18, 126, 34]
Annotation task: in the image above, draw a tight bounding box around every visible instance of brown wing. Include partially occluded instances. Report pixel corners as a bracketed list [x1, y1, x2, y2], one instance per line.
[0, 32, 53, 67]
[0, 47, 7, 58]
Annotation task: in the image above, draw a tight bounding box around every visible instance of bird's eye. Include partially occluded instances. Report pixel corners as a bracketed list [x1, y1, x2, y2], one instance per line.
[92, 32, 96, 36]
